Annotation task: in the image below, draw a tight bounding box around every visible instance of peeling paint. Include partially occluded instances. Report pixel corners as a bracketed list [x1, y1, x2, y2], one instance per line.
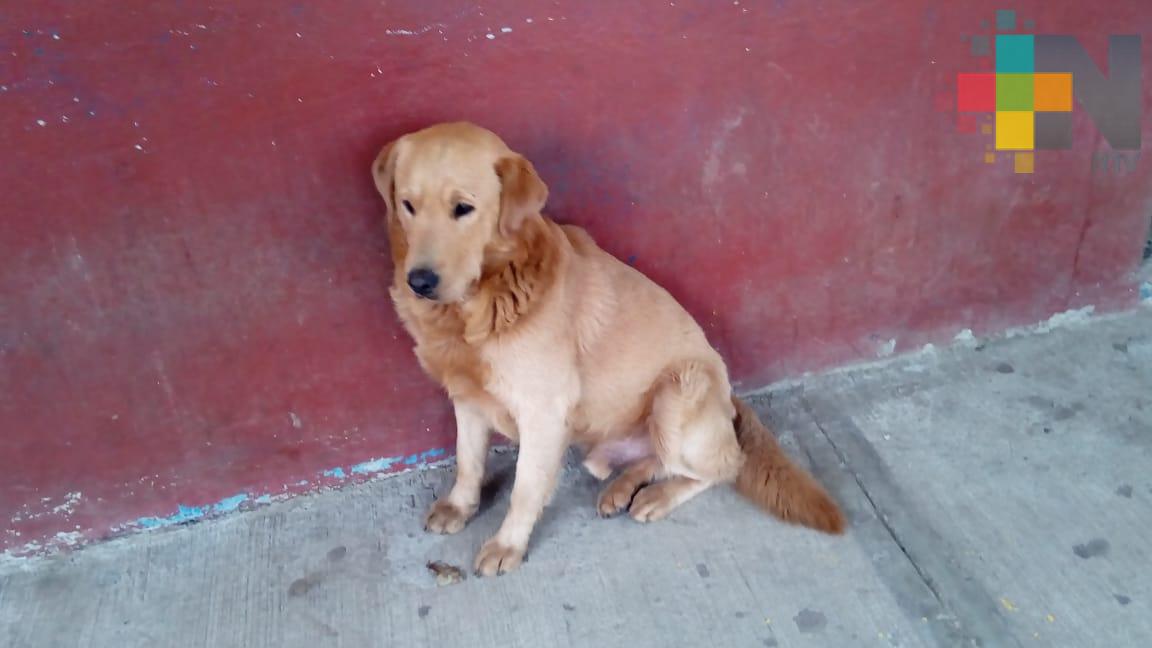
[322, 467, 347, 479]
[1141, 281, 1151, 301]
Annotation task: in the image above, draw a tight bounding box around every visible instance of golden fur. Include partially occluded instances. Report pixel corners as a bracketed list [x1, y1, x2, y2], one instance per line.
[372, 122, 844, 576]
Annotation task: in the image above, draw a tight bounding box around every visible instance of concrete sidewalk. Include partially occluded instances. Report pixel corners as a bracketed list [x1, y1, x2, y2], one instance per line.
[2, 309, 1150, 648]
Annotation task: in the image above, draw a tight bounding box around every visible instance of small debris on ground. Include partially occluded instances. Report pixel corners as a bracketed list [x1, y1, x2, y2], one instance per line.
[426, 560, 466, 586]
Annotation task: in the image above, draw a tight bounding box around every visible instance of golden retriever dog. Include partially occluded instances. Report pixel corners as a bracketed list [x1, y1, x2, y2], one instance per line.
[372, 122, 844, 576]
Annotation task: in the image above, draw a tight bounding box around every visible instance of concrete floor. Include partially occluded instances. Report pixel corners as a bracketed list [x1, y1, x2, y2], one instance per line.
[2, 308, 1150, 648]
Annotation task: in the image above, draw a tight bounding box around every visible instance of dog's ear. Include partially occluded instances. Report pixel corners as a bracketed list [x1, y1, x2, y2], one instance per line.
[372, 139, 399, 217]
[495, 154, 548, 236]
[373, 139, 409, 276]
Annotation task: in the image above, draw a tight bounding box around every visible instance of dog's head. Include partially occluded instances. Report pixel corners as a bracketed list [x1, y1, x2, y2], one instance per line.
[372, 122, 548, 303]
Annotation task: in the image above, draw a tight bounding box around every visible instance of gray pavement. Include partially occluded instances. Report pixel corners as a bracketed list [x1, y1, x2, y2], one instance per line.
[2, 308, 1150, 647]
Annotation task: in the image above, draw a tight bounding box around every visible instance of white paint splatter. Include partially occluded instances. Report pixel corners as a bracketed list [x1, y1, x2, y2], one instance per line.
[152, 354, 176, 408]
[53, 531, 83, 545]
[953, 328, 977, 346]
[500, 26, 512, 33]
[384, 24, 442, 36]
[36, 119, 46, 127]
[876, 339, 897, 358]
[51, 492, 82, 516]
[702, 107, 747, 196]
[289, 412, 302, 429]
[485, 33, 496, 40]
[1002, 306, 1096, 338]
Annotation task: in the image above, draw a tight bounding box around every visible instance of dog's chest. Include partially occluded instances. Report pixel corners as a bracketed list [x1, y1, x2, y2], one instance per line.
[397, 297, 488, 396]
[478, 329, 579, 416]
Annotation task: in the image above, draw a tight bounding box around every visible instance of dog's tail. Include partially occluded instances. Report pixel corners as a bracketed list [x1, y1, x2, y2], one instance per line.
[731, 396, 845, 534]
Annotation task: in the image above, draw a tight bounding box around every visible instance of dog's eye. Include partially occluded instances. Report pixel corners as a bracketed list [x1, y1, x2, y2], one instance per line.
[402, 200, 415, 215]
[453, 203, 475, 218]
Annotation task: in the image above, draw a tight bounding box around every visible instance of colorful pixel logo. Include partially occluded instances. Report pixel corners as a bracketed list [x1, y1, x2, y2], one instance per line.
[956, 10, 1142, 174]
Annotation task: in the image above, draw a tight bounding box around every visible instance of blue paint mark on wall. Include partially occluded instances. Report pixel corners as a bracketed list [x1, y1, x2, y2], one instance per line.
[132, 449, 449, 531]
[350, 456, 399, 475]
[137, 504, 205, 529]
[136, 493, 247, 529]
[213, 494, 248, 514]
[1141, 281, 1151, 301]
[341, 448, 448, 476]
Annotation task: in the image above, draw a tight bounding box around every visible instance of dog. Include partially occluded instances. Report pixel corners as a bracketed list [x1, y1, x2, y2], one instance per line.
[372, 122, 844, 576]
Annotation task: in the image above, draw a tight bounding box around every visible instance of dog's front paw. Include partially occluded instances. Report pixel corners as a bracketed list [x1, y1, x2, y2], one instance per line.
[424, 499, 473, 534]
[473, 538, 525, 576]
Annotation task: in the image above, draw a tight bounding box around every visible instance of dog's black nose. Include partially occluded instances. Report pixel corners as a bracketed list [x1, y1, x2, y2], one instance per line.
[406, 268, 440, 298]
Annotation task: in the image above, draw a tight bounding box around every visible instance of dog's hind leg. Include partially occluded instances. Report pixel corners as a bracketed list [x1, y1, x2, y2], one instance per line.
[628, 360, 743, 522]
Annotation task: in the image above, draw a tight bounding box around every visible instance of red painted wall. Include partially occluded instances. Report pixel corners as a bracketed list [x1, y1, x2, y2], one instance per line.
[2, 1, 1150, 553]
